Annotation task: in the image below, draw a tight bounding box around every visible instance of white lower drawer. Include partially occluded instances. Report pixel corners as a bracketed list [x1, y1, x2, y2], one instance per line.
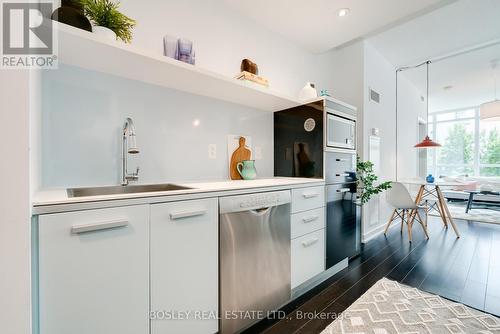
[291, 207, 325, 239]
[291, 229, 325, 288]
[291, 186, 325, 213]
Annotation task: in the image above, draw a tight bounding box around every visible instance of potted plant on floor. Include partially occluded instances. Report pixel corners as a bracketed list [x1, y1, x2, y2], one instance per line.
[356, 157, 392, 205]
[79, 0, 136, 43]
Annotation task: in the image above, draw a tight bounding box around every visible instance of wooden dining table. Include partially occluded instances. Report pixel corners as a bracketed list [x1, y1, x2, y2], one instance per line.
[398, 179, 464, 238]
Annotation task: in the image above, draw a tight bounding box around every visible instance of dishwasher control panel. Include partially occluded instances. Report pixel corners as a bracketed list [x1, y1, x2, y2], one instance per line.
[219, 190, 291, 214]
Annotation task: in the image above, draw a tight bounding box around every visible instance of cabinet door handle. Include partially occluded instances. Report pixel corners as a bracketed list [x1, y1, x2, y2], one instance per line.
[170, 209, 207, 220]
[71, 219, 129, 234]
[335, 173, 349, 177]
[336, 188, 351, 193]
[302, 215, 319, 223]
[302, 192, 319, 199]
[302, 238, 319, 247]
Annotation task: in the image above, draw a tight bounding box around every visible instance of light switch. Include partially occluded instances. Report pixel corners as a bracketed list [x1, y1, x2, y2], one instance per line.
[208, 144, 216, 159]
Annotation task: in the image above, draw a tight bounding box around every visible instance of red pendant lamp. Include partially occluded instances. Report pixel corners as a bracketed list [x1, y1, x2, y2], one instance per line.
[415, 61, 441, 148]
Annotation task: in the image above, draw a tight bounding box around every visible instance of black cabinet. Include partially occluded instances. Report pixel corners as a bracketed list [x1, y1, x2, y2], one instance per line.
[326, 183, 361, 269]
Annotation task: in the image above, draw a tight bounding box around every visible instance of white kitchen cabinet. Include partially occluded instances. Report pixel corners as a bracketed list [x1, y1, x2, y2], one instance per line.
[291, 229, 325, 288]
[291, 186, 325, 213]
[38, 205, 150, 334]
[150, 198, 218, 334]
[291, 206, 325, 239]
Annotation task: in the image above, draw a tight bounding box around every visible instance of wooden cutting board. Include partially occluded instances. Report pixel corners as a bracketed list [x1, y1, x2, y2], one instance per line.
[230, 137, 251, 180]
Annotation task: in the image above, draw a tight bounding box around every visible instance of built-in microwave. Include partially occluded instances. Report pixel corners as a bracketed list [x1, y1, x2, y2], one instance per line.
[326, 109, 356, 151]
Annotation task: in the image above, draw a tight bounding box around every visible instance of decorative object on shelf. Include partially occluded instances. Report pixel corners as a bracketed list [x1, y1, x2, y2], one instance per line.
[414, 61, 441, 148]
[51, 0, 92, 32]
[178, 38, 195, 64]
[229, 136, 252, 180]
[80, 0, 136, 43]
[298, 82, 318, 101]
[320, 89, 330, 97]
[356, 157, 392, 204]
[162, 36, 195, 64]
[240, 59, 258, 75]
[235, 71, 269, 87]
[237, 160, 257, 180]
[163, 35, 179, 60]
[480, 60, 500, 121]
[426, 174, 435, 183]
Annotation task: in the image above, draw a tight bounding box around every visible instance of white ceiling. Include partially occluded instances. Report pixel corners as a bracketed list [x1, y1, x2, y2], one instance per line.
[223, 0, 453, 53]
[401, 43, 500, 112]
[368, 0, 500, 67]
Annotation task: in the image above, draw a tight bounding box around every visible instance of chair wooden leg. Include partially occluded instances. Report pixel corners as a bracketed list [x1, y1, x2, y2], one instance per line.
[384, 209, 398, 235]
[407, 211, 413, 243]
[408, 209, 417, 225]
[400, 210, 405, 233]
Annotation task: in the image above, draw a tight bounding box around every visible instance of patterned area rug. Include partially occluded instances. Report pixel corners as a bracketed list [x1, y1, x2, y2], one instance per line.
[429, 202, 500, 224]
[320, 278, 500, 334]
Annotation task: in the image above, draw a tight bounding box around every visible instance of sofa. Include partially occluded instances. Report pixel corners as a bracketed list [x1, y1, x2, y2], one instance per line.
[441, 176, 500, 204]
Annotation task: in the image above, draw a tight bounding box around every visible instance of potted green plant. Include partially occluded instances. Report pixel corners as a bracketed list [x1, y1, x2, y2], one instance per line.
[79, 0, 136, 43]
[356, 157, 392, 204]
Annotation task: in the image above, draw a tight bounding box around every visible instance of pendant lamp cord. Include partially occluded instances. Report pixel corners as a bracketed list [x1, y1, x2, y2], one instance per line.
[426, 60, 431, 135]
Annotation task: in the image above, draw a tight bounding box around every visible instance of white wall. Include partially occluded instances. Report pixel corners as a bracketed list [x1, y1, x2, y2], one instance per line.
[119, 0, 329, 98]
[0, 71, 32, 334]
[397, 72, 427, 179]
[316, 42, 365, 153]
[41, 65, 274, 188]
[361, 42, 397, 239]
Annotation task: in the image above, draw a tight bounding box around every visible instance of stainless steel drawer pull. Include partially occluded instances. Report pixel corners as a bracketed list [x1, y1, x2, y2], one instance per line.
[170, 209, 207, 220]
[302, 238, 319, 247]
[335, 173, 349, 177]
[302, 192, 319, 199]
[336, 188, 351, 193]
[71, 219, 129, 234]
[302, 216, 319, 223]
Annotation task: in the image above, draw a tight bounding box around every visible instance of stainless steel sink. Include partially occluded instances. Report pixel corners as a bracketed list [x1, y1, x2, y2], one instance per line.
[67, 183, 193, 198]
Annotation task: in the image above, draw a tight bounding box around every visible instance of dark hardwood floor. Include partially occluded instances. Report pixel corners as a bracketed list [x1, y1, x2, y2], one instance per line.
[244, 217, 500, 334]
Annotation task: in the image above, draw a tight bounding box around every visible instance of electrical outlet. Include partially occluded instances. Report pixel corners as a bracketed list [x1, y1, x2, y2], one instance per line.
[254, 146, 262, 160]
[208, 144, 217, 159]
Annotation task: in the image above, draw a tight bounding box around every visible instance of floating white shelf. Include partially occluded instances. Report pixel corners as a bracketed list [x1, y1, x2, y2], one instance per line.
[55, 23, 302, 112]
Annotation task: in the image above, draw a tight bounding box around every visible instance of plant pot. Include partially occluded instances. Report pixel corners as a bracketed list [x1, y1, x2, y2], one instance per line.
[51, 0, 91, 32]
[92, 26, 117, 41]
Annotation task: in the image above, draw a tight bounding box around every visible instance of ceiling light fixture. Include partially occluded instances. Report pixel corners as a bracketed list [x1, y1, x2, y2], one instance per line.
[415, 61, 441, 148]
[337, 8, 350, 17]
[480, 61, 500, 121]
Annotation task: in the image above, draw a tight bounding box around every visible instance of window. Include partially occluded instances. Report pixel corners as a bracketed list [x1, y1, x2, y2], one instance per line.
[426, 108, 500, 177]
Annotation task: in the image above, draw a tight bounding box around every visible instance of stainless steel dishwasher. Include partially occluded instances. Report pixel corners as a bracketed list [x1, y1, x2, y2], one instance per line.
[219, 190, 291, 334]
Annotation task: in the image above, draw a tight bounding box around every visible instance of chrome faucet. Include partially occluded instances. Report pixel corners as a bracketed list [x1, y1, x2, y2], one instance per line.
[122, 117, 140, 185]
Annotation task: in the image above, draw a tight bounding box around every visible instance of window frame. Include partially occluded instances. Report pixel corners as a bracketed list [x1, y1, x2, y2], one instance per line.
[426, 106, 500, 177]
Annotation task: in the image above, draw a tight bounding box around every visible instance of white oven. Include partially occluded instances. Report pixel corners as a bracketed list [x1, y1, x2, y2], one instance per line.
[326, 109, 356, 151]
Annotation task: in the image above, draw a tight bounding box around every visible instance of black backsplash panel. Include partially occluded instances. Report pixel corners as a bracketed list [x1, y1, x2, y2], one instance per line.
[274, 102, 323, 178]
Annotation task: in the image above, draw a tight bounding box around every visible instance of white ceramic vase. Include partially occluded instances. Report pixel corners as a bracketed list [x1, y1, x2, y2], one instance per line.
[92, 26, 117, 41]
[298, 82, 318, 101]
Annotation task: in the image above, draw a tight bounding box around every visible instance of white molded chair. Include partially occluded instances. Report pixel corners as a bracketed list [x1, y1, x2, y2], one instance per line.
[384, 182, 429, 242]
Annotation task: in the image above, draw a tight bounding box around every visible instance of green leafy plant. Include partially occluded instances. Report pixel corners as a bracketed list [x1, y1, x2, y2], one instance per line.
[80, 0, 136, 43]
[356, 157, 392, 204]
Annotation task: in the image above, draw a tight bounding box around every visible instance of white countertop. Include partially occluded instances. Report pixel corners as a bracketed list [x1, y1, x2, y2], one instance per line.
[32, 177, 325, 215]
